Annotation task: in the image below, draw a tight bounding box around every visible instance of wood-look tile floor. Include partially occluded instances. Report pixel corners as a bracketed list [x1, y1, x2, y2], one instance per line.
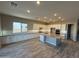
[0, 38, 79, 58]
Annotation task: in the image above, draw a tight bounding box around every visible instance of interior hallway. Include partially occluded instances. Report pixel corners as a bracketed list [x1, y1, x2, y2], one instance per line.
[0, 38, 79, 58]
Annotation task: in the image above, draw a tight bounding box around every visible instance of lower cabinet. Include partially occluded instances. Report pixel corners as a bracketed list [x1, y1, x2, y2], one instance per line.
[0, 33, 39, 45]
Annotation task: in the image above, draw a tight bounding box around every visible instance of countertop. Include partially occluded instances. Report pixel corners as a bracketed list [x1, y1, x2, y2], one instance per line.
[0, 32, 40, 37]
[40, 33, 64, 39]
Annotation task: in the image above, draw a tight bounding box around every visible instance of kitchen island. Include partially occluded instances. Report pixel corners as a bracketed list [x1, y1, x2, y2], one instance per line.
[40, 33, 61, 46]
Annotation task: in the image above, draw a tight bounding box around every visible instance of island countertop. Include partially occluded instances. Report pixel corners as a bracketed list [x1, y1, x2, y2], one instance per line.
[40, 33, 62, 39]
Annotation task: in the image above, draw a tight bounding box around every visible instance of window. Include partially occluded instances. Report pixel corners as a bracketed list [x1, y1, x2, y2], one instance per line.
[22, 23, 28, 32]
[13, 22, 28, 33]
[13, 22, 21, 33]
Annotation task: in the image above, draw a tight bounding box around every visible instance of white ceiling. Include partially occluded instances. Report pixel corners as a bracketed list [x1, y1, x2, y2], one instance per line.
[0, 1, 79, 23]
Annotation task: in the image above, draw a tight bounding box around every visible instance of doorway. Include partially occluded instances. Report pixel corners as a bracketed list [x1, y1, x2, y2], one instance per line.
[67, 24, 73, 40]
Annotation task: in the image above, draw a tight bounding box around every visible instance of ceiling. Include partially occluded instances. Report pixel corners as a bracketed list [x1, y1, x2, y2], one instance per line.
[0, 1, 79, 23]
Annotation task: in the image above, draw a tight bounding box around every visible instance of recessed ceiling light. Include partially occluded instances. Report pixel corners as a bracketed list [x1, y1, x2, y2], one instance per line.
[54, 13, 57, 16]
[26, 10, 30, 13]
[58, 16, 61, 19]
[37, 1, 40, 5]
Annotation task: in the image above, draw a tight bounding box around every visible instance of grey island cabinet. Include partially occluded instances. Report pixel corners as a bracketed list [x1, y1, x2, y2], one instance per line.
[40, 34, 61, 47]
